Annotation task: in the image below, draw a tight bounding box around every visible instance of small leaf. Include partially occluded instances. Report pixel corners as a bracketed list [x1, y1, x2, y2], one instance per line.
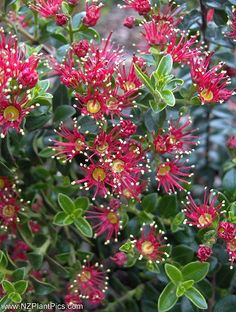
[53, 211, 68, 226]
[74, 217, 93, 238]
[0, 251, 8, 268]
[119, 239, 133, 253]
[58, 193, 75, 214]
[28, 253, 43, 270]
[165, 264, 183, 284]
[161, 90, 175, 107]
[30, 277, 56, 296]
[14, 280, 28, 295]
[38, 147, 55, 158]
[134, 64, 155, 94]
[185, 287, 207, 310]
[158, 282, 178, 312]
[74, 197, 90, 211]
[149, 99, 166, 113]
[8, 292, 22, 303]
[63, 215, 74, 225]
[182, 261, 209, 283]
[156, 54, 173, 77]
[53, 105, 76, 123]
[2, 280, 15, 293]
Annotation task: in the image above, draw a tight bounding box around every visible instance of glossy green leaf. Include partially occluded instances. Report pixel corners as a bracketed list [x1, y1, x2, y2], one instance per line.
[2, 280, 14, 293]
[53, 105, 76, 123]
[165, 264, 183, 284]
[134, 64, 155, 94]
[14, 280, 28, 295]
[185, 287, 207, 310]
[74, 197, 90, 211]
[53, 211, 68, 226]
[8, 292, 22, 303]
[182, 261, 209, 283]
[74, 217, 93, 238]
[158, 282, 178, 312]
[161, 90, 175, 107]
[58, 193, 75, 214]
[156, 54, 173, 77]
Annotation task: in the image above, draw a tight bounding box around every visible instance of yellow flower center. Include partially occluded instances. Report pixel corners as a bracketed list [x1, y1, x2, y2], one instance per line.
[141, 241, 154, 255]
[92, 167, 106, 182]
[74, 139, 83, 151]
[96, 143, 109, 153]
[198, 213, 213, 227]
[79, 270, 91, 283]
[0, 178, 5, 189]
[123, 189, 132, 198]
[87, 100, 101, 114]
[112, 159, 125, 173]
[168, 135, 177, 145]
[2, 205, 15, 218]
[124, 81, 136, 91]
[107, 212, 119, 224]
[158, 164, 171, 176]
[3, 106, 20, 122]
[106, 97, 118, 110]
[200, 89, 214, 102]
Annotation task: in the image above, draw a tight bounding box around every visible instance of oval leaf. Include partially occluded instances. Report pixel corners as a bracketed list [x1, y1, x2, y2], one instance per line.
[182, 261, 209, 283]
[185, 287, 207, 310]
[165, 264, 183, 284]
[58, 193, 75, 214]
[158, 282, 178, 312]
[74, 217, 93, 238]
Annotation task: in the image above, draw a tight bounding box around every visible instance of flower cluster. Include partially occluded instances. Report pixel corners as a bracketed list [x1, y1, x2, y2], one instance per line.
[66, 260, 109, 305]
[182, 189, 236, 268]
[0, 29, 39, 137]
[50, 35, 142, 121]
[227, 7, 236, 40]
[153, 118, 197, 194]
[51, 119, 147, 200]
[121, 2, 235, 104]
[29, 0, 102, 27]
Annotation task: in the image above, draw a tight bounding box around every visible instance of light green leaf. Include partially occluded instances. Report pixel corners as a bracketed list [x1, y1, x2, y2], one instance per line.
[161, 90, 175, 107]
[74, 217, 93, 238]
[185, 287, 207, 310]
[58, 193, 75, 214]
[182, 261, 209, 283]
[158, 282, 178, 312]
[156, 54, 173, 77]
[165, 264, 183, 284]
[134, 64, 155, 94]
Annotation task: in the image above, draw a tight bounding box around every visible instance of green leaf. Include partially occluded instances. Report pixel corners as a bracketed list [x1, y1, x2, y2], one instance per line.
[72, 12, 86, 28]
[0, 251, 8, 268]
[28, 252, 43, 270]
[12, 268, 25, 282]
[165, 264, 183, 284]
[74, 217, 93, 238]
[74, 197, 90, 211]
[158, 282, 178, 312]
[134, 64, 155, 94]
[30, 277, 56, 296]
[14, 280, 28, 295]
[156, 54, 173, 77]
[172, 245, 194, 265]
[185, 287, 207, 310]
[53, 105, 76, 123]
[223, 169, 236, 192]
[63, 215, 74, 225]
[8, 292, 22, 303]
[2, 280, 14, 293]
[141, 193, 158, 213]
[161, 90, 175, 107]
[119, 239, 133, 253]
[38, 147, 55, 158]
[53, 211, 68, 226]
[182, 261, 209, 283]
[149, 99, 166, 113]
[58, 193, 75, 214]
[214, 295, 236, 312]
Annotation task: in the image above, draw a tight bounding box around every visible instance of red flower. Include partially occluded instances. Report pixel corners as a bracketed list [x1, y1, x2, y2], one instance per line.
[29, 0, 63, 18]
[55, 13, 68, 26]
[197, 245, 212, 262]
[207, 9, 214, 23]
[166, 33, 201, 65]
[87, 201, 121, 244]
[51, 125, 86, 161]
[73, 162, 111, 200]
[121, 0, 151, 16]
[110, 252, 127, 266]
[117, 57, 142, 92]
[73, 40, 89, 58]
[11, 240, 30, 261]
[29, 220, 41, 234]
[227, 8, 236, 40]
[118, 120, 137, 138]
[227, 238, 236, 269]
[142, 20, 172, 47]
[133, 223, 170, 263]
[183, 189, 224, 228]
[69, 262, 108, 305]
[152, 3, 183, 27]
[227, 136, 236, 149]
[156, 158, 193, 193]
[67, 0, 80, 5]
[123, 16, 135, 29]
[154, 118, 198, 155]
[0, 176, 12, 194]
[190, 55, 235, 104]
[218, 222, 236, 241]
[64, 293, 82, 305]
[83, 3, 103, 27]
[0, 196, 20, 230]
